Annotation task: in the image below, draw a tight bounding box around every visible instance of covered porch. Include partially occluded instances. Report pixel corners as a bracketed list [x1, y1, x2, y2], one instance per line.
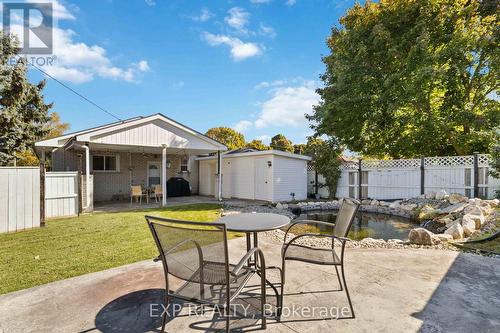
[35, 114, 227, 214]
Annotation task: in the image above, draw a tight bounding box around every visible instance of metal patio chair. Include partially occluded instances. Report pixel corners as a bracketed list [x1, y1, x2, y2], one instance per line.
[146, 216, 268, 332]
[280, 198, 360, 318]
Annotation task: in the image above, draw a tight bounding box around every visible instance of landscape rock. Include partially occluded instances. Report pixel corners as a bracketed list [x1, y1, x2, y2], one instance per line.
[418, 205, 441, 220]
[440, 202, 468, 214]
[448, 193, 468, 204]
[435, 190, 448, 200]
[461, 216, 476, 237]
[445, 223, 464, 240]
[462, 213, 485, 229]
[409, 228, 435, 245]
[425, 192, 436, 199]
[435, 233, 453, 242]
[275, 202, 284, 210]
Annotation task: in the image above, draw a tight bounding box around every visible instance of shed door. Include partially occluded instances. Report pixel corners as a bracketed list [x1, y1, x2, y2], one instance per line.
[254, 157, 271, 201]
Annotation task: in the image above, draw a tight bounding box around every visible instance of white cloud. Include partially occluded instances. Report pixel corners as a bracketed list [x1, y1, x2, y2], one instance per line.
[285, 0, 297, 6]
[254, 80, 319, 128]
[254, 79, 284, 89]
[27, 0, 76, 20]
[191, 8, 213, 22]
[234, 120, 253, 132]
[250, 0, 272, 3]
[135, 60, 150, 72]
[255, 135, 271, 144]
[5, 1, 149, 84]
[202, 32, 262, 61]
[224, 7, 250, 34]
[258, 23, 276, 38]
[145, 0, 156, 6]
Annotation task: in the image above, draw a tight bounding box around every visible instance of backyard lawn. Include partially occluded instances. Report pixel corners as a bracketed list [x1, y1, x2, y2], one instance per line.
[0, 203, 231, 295]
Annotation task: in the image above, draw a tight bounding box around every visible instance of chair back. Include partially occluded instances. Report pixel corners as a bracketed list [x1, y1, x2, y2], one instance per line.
[146, 216, 229, 286]
[131, 185, 142, 196]
[153, 184, 163, 195]
[333, 199, 360, 238]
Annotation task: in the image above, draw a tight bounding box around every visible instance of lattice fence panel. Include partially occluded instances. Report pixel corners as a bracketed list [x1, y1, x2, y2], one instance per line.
[361, 159, 420, 169]
[478, 154, 491, 167]
[424, 155, 474, 167]
[340, 161, 358, 170]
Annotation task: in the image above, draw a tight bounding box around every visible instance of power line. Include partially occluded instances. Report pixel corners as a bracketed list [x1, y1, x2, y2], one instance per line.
[29, 62, 122, 121]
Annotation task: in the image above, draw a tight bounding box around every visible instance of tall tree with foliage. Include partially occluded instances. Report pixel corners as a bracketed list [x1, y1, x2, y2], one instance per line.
[246, 139, 269, 150]
[0, 32, 53, 165]
[16, 112, 70, 166]
[304, 137, 343, 198]
[270, 134, 294, 152]
[205, 127, 246, 150]
[293, 144, 307, 155]
[308, 0, 499, 158]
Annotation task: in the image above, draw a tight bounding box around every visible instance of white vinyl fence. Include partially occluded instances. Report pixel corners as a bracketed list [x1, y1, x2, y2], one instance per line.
[45, 172, 79, 218]
[309, 154, 499, 200]
[0, 167, 41, 233]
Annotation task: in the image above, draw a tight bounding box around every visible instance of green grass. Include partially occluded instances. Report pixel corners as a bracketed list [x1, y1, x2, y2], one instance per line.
[0, 204, 233, 295]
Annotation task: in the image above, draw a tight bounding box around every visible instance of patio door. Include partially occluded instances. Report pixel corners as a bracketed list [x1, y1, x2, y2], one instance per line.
[147, 162, 162, 187]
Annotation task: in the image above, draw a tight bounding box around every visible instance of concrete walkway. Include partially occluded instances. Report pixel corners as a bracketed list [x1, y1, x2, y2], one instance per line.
[0, 236, 499, 333]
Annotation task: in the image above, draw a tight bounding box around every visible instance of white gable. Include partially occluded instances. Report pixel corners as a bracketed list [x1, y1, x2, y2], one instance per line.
[87, 119, 218, 150]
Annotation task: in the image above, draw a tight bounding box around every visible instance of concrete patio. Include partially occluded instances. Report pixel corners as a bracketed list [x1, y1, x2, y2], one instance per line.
[0, 236, 499, 333]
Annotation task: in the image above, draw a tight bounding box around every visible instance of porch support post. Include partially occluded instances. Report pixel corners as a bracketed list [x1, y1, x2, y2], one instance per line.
[217, 150, 222, 201]
[162, 147, 167, 207]
[83, 144, 90, 210]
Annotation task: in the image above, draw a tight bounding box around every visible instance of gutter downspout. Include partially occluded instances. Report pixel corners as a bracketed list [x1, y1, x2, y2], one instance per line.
[83, 144, 90, 210]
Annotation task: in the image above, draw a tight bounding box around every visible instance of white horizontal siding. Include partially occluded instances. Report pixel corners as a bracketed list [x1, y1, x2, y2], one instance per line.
[273, 155, 307, 202]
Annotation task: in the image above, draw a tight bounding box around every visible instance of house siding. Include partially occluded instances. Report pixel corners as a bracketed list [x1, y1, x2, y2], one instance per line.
[272, 155, 308, 202]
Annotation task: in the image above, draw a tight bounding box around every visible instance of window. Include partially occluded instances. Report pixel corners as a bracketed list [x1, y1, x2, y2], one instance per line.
[348, 171, 357, 198]
[180, 156, 189, 172]
[92, 155, 119, 172]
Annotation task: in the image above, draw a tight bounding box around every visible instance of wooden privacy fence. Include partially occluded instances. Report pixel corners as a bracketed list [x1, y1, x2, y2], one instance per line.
[309, 154, 499, 200]
[0, 167, 41, 233]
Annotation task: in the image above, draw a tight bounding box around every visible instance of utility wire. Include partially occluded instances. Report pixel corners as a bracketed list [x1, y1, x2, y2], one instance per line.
[29, 62, 122, 122]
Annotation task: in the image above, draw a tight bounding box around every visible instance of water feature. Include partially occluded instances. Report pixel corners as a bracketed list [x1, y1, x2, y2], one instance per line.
[295, 211, 419, 241]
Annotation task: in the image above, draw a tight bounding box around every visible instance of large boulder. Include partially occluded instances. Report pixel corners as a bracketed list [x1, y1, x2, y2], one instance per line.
[461, 216, 476, 237]
[445, 222, 464, 240]
[408, 228, 435, 245]
[462, 213, 485, 229]
[400, 203, 418, 212]
[448, 193, 468, 204]
[425, 192, 436, 199]
[435, 190, 448, 200]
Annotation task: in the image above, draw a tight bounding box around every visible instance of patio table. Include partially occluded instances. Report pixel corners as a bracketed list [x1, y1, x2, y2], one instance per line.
[217, 212, 290, 313]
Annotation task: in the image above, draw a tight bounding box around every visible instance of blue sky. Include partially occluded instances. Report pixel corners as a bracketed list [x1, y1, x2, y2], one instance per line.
[7, 0, 357, 144]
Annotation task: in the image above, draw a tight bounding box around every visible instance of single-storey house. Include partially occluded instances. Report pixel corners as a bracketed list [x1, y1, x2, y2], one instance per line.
[35, 114, 227, 211]
[197, 148, 312, 202]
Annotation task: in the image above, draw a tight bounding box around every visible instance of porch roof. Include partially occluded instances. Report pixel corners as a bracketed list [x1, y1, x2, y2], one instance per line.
[35, 113, 227, 154]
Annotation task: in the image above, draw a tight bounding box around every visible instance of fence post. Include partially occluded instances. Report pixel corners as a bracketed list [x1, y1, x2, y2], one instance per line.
[40, 163, 45, 226]
[358, 159, 362, 200]
[473, 152, 479, 198]
[420, 156, 425, 195]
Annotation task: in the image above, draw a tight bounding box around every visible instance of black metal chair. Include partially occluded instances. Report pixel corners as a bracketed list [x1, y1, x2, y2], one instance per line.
[146, 215, 267, 332]
[280, 199, 360, 318]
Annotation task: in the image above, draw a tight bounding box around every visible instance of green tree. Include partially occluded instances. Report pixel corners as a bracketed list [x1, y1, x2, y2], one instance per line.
[205, 127, 245, 150]
[246, 139, 269, 150]
[16, 112, 70, 166]
[308, 0, 499, 158]
[293, 144, 307, 155]
[305, 137, 342, 198]
[0, 32, 53, 165]
[270, 134, 294, 152]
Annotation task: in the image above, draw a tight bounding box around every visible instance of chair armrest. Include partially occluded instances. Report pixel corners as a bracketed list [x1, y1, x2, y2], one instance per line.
[284, 220, 336, 240]
[231, 247, 265, 276]
[153, 255, 161, 262]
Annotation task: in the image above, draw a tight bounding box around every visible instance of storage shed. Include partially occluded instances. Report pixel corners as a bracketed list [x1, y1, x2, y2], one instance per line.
[197, 149, 311, 202]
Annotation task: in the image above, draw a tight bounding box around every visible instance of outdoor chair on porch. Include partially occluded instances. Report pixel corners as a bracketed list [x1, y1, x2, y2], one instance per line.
[130, 185, 146, 205]
[280, 198, 360, 318]
[146, 216, 268, 333]
[152, 185, 163, 203]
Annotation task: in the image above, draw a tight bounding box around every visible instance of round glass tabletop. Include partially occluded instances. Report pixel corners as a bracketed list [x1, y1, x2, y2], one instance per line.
[217, 213, 290, 232]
